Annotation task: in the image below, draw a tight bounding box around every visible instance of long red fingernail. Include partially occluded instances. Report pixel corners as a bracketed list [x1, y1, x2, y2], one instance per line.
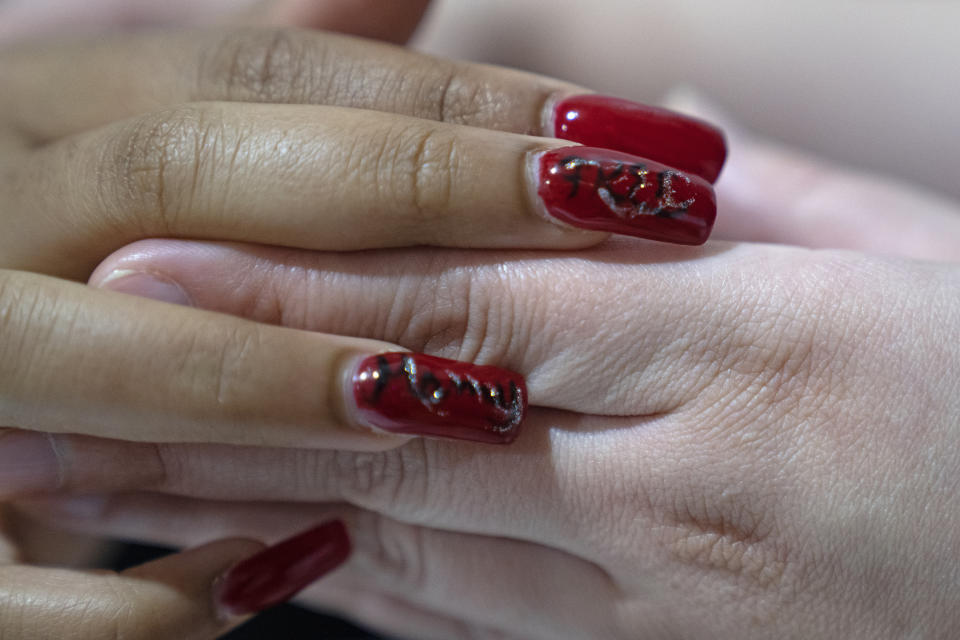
[551, 94, 727, 183]
[216, 520, 351, 617]
[536, 146, 716, 245]
[352, 353, 527, 444]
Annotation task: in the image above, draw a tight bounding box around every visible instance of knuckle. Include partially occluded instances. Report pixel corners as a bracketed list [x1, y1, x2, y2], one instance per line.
[202, 28, 318, 103]
[398, 261, 519, 364]
[659, 486, 792, 592]
[331, 440, 434, 514]
[378, 125, 458, 229]
[0, 272, 67, 384]
[693, 253, 862, 429]
[354, 512, 430, 593]
[105, 105, 228, 235]
[420, 61, 498, 129]
[431, 63, 477, 124]
[204, 323, 265, 417]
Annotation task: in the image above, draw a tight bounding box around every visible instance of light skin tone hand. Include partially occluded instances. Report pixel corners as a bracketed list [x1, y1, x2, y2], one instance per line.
[8, 112, 960, 640]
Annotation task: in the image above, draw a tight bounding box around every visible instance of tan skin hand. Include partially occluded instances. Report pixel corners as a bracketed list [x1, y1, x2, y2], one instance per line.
[2, 11, 960, 640]
[0, 6, 455, 636]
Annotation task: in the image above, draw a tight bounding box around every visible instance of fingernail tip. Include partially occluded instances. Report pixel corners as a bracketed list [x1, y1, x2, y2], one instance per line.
[94, 268, 139, 288]
[550, 93, 728, 183]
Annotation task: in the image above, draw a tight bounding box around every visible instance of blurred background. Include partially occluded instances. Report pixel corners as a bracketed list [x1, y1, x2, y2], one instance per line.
[415, 0, 960, 201]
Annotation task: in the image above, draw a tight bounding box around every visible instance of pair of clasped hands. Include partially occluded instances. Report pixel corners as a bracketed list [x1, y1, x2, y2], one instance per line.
[2, 1, 960, 638]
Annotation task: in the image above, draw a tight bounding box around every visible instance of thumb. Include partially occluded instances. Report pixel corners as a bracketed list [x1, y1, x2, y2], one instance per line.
[665, 88, 960, 262]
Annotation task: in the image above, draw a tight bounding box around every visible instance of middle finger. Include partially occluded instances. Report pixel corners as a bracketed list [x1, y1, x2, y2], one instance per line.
[8, 103, 716, 276]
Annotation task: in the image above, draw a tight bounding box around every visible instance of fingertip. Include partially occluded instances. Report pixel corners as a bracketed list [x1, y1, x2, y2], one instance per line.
[89, 239, 212, 287]
[212, 520, 351, 618]
[95, 270, 194, 306]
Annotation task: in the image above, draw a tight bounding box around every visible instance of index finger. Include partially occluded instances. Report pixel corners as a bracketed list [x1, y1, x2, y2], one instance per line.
[0, 28, 726, 181]
[0, 270, 528, 449]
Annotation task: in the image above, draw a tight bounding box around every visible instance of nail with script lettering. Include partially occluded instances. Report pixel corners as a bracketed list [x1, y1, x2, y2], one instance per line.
[548, 94, 727, 183]
[534, 146, 717, 245]
[215, 520, 351, 617]
[351, 353, 527, 444]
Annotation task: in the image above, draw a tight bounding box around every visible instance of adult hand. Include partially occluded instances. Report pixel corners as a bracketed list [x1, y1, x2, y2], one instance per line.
[9, 118, 960, 639]
[2, 26, 729, 448]
[0, 26, 731, 634]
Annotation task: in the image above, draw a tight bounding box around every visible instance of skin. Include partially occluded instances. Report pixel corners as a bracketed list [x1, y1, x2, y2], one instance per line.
[0, 5, 441, 637]
[2, 10, 960, 640]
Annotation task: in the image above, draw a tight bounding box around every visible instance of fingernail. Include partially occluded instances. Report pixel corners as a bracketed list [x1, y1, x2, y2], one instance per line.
[549, 94, 727, 183]
[350, 353, 527, 444]
[97, 270, 193, 307]
[534, 146, 716, 245]
[215, 520, 351, 617]
[0, 430, 60, 497]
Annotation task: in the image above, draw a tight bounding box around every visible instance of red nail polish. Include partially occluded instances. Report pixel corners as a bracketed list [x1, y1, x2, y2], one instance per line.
[552, 95, 727, 183]
[352, 353, 527, 444]
[537, 146, 716, 245]
[216, 520, 351, 617]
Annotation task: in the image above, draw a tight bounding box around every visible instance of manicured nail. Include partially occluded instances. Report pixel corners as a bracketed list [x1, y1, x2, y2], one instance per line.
[351, 353, 527, 444]
[215, 520, 351, 617]
[534, 146, 716, 245]
[549, 94, 727, 183]
[0, 430, 60, 497]
[97, 270, 193, 306]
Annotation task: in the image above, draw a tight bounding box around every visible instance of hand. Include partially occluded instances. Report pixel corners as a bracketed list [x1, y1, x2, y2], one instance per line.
[9, 112, 960, 639]
[1, 26, 727, 447]
[0, 25, 730, 634]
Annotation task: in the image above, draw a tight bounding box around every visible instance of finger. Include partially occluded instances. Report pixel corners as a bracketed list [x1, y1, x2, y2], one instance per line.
[92, 238, 725, 417]
[0, 537, 267, 639]
[9, 102, 716, 276]
[21, 494, 623, 639]
[1, 29, 726, 182]
[16, 497, 483, 639]
[0, 271, 528, 449]
[0, 413, 634, 562]
[666, 88, 960, 261]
